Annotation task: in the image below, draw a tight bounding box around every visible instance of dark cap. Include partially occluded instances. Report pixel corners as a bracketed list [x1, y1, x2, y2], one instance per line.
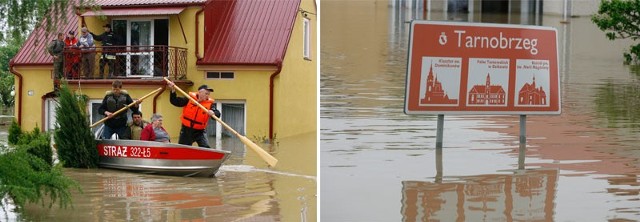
[68, 30, 75, 35]
[103, 24, 111, 29]
[198, 85, 214, 92]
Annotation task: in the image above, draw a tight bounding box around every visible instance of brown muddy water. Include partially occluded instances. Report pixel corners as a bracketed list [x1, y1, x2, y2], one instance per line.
[0, 124, 316, 221]
[321, 1, 640, 221]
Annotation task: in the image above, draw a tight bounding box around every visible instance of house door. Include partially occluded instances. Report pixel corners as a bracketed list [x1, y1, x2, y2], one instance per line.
[207, 102, 246, 138]
[128, 20, 154, 77]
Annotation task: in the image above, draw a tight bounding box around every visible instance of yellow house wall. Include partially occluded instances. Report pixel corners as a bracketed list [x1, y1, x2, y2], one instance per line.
[193, 67, 274, 139]
[272, 2, 317, 222]
[273, 0, 318, 139]
[12, 67, 55, 130]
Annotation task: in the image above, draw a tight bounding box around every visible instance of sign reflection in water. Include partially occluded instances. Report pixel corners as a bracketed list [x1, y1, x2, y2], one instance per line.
[402, 146, 557, 221]
[402, 168, 558, 222]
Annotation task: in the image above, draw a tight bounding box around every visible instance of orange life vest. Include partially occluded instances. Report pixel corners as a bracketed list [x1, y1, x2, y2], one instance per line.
[180, 92, 215, 130]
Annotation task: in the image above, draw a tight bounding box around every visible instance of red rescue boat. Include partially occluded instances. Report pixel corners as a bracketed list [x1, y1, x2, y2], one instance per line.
[96, 139, 231, 177]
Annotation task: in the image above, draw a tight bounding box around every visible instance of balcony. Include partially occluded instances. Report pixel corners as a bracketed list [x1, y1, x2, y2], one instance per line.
[61, 45, 187, 82]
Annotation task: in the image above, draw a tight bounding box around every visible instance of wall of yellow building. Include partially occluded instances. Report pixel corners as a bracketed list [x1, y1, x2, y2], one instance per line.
[12, 67, 53, 130]
[272, 0, 318, 139]
[195, 68, 275, 139]
[272, 2, 318, 222]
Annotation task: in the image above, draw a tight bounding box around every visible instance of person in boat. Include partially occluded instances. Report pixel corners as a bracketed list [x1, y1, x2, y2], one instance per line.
[122, 111, 148, 140]
[167, 82, 220, 148]
[98, 80, 139, 139]
[140, 113, 170, 143]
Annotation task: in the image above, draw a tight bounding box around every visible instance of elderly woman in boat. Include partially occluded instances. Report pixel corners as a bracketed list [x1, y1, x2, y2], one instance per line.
[140, 113, 170, 143]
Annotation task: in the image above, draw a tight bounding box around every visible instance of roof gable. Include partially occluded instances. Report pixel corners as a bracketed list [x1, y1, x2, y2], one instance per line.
[200, 0, 301, 65]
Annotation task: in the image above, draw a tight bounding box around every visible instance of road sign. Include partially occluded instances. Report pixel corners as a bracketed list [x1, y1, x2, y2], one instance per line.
[404, 21, 560, 115]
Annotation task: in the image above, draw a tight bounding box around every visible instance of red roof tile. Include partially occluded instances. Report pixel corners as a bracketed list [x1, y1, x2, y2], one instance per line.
[11, 6, 79, 65]
[199, 0, 301, 65]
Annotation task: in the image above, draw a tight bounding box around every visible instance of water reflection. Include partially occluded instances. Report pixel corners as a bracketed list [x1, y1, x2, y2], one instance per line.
[595, 81, 640, 130]
[402, 169, 557, 222]
[21, 169, 278, 221]
[1, 127, 315, 221]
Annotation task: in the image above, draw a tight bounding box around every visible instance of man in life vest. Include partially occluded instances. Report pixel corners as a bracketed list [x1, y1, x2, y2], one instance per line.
[98, 80, 139, 139]
[168, 83, 221, 148]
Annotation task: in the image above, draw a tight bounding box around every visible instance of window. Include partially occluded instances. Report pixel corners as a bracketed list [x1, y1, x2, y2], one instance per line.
[303, 18, 311, 60]
[113, 18, 169, 77]
[206, 71, 235, 79]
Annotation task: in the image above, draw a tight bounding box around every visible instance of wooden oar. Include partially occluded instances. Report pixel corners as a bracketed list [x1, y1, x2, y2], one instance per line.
[90, 87, 163, 128]
[164, 78, 278, 167]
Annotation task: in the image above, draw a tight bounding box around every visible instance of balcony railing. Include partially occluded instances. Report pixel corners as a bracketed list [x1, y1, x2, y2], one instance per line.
[61, 45, 187, 80]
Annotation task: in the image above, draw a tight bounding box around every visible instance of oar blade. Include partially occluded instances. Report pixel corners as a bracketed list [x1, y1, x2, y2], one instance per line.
[239, 135, 278, 167]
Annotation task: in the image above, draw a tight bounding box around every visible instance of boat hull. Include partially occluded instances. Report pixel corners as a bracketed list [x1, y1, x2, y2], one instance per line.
[97, 139, 231, 177]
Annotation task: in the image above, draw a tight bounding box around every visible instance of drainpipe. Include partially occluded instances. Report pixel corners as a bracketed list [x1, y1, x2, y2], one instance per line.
[195, 5, 206, 60]
[269, 60, 283, 140]
[9, 60, 23, 126]
[152, 86, 167, 114]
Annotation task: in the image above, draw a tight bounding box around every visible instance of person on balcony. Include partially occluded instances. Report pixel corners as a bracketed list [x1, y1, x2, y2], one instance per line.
[167, 82, 221, 148]
[47, 32, 64, 88]
[76, 27, 95, 79]
[98, 80, 139, 139]
[122, 111, 148, 140]
[140, 113, 170, 143]
[91, 24, 121, 78]
[64, 30, 80, 79]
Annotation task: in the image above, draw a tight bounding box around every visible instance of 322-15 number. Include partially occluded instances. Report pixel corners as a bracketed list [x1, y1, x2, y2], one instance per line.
[130, 147, 151, 158]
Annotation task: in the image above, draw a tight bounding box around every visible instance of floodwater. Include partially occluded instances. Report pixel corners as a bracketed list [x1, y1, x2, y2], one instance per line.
[0, 124, 316, 221]
[321, 1, 640, 222]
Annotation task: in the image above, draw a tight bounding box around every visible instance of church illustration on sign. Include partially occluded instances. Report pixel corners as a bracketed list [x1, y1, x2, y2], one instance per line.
[518, 76, 547, 105]
[421, 64, 458, 105]
[468, 73, 506, 105]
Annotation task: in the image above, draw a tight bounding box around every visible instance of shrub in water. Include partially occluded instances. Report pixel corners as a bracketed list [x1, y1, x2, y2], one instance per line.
[8, 119, 21, 145]
[54, 82, 98, 168]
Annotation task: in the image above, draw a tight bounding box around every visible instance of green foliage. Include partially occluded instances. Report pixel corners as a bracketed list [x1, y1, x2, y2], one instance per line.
[54, 82, 98, 168]
[8, 119, 21, 145]
[16, 126, 53, 166]
[0, 0, 101, 44]
[0, 41, 20, 108]
[592, 0, 640, 64]
[7, 123, 53, 166]
[0, 149, 79, 211]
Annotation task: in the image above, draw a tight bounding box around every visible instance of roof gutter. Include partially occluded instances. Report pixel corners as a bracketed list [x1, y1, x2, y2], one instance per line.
[269, 60, 283, 140]
[9, 60, 23, 126]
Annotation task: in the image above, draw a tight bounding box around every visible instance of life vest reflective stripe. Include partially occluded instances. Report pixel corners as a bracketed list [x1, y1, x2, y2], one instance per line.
[180, 92, 215, 130]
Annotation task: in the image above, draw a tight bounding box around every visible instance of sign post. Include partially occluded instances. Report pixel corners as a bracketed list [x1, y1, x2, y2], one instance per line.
[404, 21, 560, 163]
